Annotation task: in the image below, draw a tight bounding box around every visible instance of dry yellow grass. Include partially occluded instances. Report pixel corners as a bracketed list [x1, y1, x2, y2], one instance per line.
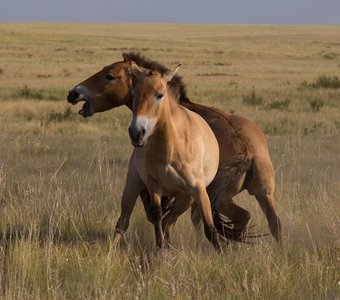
[0, 23, 339, 299]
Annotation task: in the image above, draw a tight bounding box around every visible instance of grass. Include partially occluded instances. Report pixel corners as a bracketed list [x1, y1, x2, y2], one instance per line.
[242, 88, 264, 106]
[265, 97, 291, 111]
[300, 75, 340, 89]
[309, 99, 325, 112]
[12, 85, 67, 101]
[0, 23, 339, 299]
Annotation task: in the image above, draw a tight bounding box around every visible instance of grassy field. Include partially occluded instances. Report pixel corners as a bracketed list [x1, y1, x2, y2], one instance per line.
[0, 23, 339, 299]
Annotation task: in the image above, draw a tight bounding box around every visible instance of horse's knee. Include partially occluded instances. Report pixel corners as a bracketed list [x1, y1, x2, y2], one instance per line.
[246, 159, 275, 199]
[150, 204, 163, 224]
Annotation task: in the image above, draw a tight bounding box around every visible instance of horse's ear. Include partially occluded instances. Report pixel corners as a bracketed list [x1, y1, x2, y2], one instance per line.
[128, 61, 152, 79]
[126, 61, 142, 78]
[163, 64, 181, 82]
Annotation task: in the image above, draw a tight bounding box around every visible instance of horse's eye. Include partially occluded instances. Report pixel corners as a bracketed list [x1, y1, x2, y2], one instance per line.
[156, 93, 164, 100]
[105, 74, 117, 80]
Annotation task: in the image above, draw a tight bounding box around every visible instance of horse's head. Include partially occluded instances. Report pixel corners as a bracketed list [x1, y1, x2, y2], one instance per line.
[67, 56, 133, 117]
[128, 62, 181, 147]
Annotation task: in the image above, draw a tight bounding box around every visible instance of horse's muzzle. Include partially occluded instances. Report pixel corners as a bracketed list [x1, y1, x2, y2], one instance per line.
[67, 89, 82, 104]
[67, 86, 94, 117]
[128, 125, 146, 147]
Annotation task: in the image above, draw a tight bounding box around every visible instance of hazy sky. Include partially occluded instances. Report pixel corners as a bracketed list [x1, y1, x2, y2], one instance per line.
[1, 0, 340, 25]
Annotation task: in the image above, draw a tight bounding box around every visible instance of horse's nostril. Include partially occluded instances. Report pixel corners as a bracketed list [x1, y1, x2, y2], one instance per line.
[128, 125, 146, 146]
[67, 90, 80, 103]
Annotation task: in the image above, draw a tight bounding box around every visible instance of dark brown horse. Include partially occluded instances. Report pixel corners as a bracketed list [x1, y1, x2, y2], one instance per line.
[67, 52, 282, 244]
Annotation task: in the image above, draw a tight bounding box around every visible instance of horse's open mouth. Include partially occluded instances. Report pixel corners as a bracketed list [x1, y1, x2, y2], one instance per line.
[67, 87, 95, 118]
[78, 100, 93, 118]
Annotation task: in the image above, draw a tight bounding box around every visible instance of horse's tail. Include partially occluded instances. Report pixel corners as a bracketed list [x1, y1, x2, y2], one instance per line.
[207, 155, 253, 242]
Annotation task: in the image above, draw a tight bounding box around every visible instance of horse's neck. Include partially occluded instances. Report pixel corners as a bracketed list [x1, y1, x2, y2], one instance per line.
[150, 95, 182, 153]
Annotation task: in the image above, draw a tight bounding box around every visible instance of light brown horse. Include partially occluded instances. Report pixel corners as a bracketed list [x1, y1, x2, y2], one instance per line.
[114, 62, 221, 250]
[67, 52, 282, 244]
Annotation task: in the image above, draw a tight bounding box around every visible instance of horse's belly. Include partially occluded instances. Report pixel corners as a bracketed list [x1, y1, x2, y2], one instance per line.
[188, 109, 220, 187]
[203, 155, 219, 187]
[202, 132, 220, 187]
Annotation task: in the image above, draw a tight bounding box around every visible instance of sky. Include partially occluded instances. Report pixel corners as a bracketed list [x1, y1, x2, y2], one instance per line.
[1, 0, 340, 25]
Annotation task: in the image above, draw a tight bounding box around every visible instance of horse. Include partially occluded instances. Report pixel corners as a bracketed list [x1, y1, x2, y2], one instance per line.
[113, 62, 222, 250]
[67, 52, 282, 244]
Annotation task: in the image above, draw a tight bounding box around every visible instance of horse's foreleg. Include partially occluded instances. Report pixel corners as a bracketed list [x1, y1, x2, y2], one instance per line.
[190, 202, 201, 228]
[113, 166, 145, 246]
[162, 194, 194, 246]
[150, 201, 163, 248]
[147, 181, 164, 249]
[140, 190, 154, 223]
[141, 191, 173, 224]
[192, 185, 221, 252]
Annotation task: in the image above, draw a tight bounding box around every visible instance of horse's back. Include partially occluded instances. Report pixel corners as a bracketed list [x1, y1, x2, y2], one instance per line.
[181, 100, 271, 159]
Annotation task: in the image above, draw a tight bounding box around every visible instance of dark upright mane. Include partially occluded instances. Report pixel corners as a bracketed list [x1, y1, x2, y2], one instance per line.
[123, 51, 189, 102]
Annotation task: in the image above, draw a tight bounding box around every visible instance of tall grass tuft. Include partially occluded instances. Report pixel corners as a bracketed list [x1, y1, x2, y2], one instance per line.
[47, 106, 76, 122]
[266, 97, 291, 111]
[12, 85, 66, 101]
[309, 99, 325, 112]
[300, 75, 340, 89]
[242, 88, 264, 106]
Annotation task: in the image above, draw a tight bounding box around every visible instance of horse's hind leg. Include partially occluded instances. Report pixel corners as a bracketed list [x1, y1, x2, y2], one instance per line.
[255, 192, 282, 243]
[191, 191, 251, 241]
[247, 157, 282, 243]
[215, 194, 251, 240]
